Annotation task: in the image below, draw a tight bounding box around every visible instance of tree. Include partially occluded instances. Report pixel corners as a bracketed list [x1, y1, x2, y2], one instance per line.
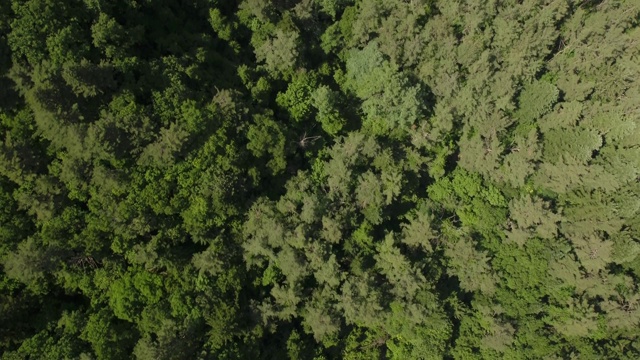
[444, 235, 497, 295]
[246, 112, 287, 175]
[355, 171, 384, 225]
[276, 71, 318, 122]
[81, 308, 138, 360]
[2, 236, 62, 293]
[343, 41, 426, 136]
[312, 85, 346, 135]
[506, 195, 562, 246]
[255, 29, 300, 77]
[3, 0, 640, 358]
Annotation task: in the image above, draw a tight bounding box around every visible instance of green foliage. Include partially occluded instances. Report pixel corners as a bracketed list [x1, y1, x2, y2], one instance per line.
[506, 195, 562, 246]
[318, 0, 352, 19]
[445, 236, 497, 295]
[276, 71, 318, 122]
[343, 41, 426, 136]
[2, 0, 640, 358]
[255, 29, 300, 77]
[515, 80, 560, 123]
[312, 85, 346, 135]
[246, 112, 287, 174]
[543, 127, 602, 165]
[2, 237, 60, 294]
[81, 308, 137, 360]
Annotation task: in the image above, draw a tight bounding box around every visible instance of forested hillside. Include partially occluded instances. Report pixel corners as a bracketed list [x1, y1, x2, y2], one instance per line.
[1, 0, 640, 358]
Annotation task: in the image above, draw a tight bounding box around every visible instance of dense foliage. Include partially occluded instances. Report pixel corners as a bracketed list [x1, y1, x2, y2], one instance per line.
[1, 0, 640, 358]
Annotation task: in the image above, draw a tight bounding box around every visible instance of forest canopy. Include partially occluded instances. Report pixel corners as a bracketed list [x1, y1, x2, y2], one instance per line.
[1, 0, 640, 359]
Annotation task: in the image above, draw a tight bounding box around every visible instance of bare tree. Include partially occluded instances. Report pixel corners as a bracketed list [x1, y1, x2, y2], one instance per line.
[297, 131, 321, 149]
